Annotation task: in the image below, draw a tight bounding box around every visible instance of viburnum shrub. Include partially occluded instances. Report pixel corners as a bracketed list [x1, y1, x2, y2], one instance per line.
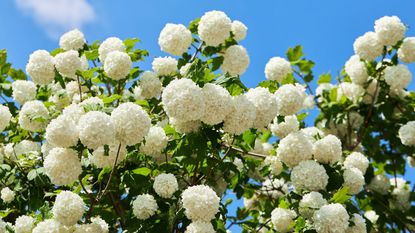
[0, 11, 414, 233]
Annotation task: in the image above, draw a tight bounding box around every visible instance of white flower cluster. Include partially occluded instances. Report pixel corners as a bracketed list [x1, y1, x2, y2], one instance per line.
[353, 32, 383, 61]
[44, 148, 82, 185]
[90, 144, 127, 168]
[181, 185, 220, 221]
[223, 95, 256, 135]
[299, 192, 327, 219]
[384, 64, 412, 90]
[54, 50, 82, 79]
[19, 100, 49, 132]
[344, 152, 369, 174]
[78, 111, 115, 149]
[52, 191, 85, 226]
[270, 208, 296, 233]
[0, 105, 11, 132]
[277, 131, 313, 167]
[26, 50, 55, 84]
[45, 115, 79, 148]
[264, 57, 292, 82]
[312, 134, 342, 164]
[153, 173, 178, 198]
[137, 71, 162, 99]
[158, 23, 192, 56]
[389, 177, 411, 211]
[32, 219, 69, 233]
[152, 56, 178, 76]
[398, 37, 415, 63]
[344, 55, 368, 85]
[231, 20, 247, 41]
[245, 87, 278, 129]
[201, 83, 232, 125]
[104, 51, 132, 80]
[337, 82, 364, 103]
[14, 215, 35, 233]
[132, 194, 158, 220]
[198, 10, 231, 46]
[313, 203, 349, 233]
[59, 29, 85, 51]
[367, 174, 390, 195]
[185, 221, 215, 233]
[221, 45, 250, 76]
[263, 156, 283, 176]
[275, 84, 306, 116]
[1, 187, 15, 203]
[343, 167, 365, 194]
[346, 214, 367, 233]
[374, 16, 406, 46]
[141, 126, 168, 157]
[98, 37, 126, 62]
[269, 115, 299, 139]
[12, 80, 36, 104]
[291, 160, 329, 192]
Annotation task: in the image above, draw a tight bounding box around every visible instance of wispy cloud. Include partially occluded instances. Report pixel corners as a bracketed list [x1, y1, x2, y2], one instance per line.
[15, 0, 96, 39]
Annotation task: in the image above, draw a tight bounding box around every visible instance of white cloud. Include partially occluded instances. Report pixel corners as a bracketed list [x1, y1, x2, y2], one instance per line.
[15, 0, 96, 39]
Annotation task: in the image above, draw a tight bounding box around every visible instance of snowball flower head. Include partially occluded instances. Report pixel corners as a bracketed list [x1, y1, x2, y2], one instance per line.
[270, 115, 299, 139]
[301, 127, 325, 143]
[162, 78, 205, 122]
[141, 126, 169, 156]
[98, 37, 126, 62]
[44, 148, 82, 186]
[263, 156, 283, 176]
[132, 194, 158, 220]
[26, 50, 55, 84]
[1, 187, 15, 203]
[223, 95, 256, 135]
[32, 219, 68, 233]
[221, 45, 250, 76]
[78, 111, 115, 149]
[201, 83, 232, 125]
[275, 84, 306, 116]
[90, 144, 127, 168]
[277, 131, 313, 167]
[0, 105, 11, 132]
[344, 152, 369, 174]
[185, 221, 215, 233]
[198, 10, 231, 46]
[158, 23, 192, 56]
[153, 173, 179, 198]
[45, 115, 79, 147]
[313, 203, 349, 233]
[152, 56, 177, 76]
[364, 210, 379, 224]
[14, 215, 35, 233]
[170, 118, 201, 134]
[312, 134, 342, 164]
[231, 20, 247, 41]
[384, 64, 412, 90]
[19, 100, 49, 132]
[346, 213, 367, 233]
[13, 140, 40, 156]
[139, 71, 162, 99]
[245, 87, 278, 129]
[181, 185, 220, 221]
[271, 208, 296, 233]
[299, 192, 327, 219]
[73, 223, 103, 233]
[345, 55, 368, 85]
[398, 121, 415, 146]
[52, 191, 85, 226]
[398, 37, 415, 63]
[343, 167, 365, 194]
[367, 174, 390, 195]
[91, 216, 109, 233]
[62, 103, 85, 123]
[59, 29, 86, 51]
[374, 16, 406, 46]
[291, 160, 329, 192]
[264, 57, 292, 82]
[353, 31, 383, 61]
[12, 80, 36, 104]
[337, 82, 364, 103]
[54, 50, 81, 79]
[104, 51, 132, 80]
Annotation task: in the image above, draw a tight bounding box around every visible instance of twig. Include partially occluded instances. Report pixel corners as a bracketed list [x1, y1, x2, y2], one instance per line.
[222, 143, 267, 159]
[189, 43, 203, 63]
[76, 75, 83, 102]
[96, 143, 122, 201]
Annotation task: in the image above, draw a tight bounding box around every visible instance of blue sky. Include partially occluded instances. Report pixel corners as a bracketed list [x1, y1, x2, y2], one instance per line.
[1, 0, 415, 232]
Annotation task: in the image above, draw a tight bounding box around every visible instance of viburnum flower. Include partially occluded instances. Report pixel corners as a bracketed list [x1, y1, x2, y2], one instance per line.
[353, 31, 383, 61]
[132, 194, 158, 220]
[291, 160, 329, 192]
[313, 203, 349, 233]
[198, 10, 231, 46]
[181, 185, 220, 221]
[277, 131, 313, 167]
[223, 95, 256, 135]
[200, 83, 232, 125]
[275, 84, 306, 116]
[344, 54, 368, 85]
[1, 187, 15, 203]
[185, 221, 215, 233]
[343, 167, 365, 194]
[270, 115, 299, 139]
[52, 191, 85, 226]
[18, 100, 49, 132]
[138, 71, 162, 99]
[312, 134, 342, 164]
[0, 105, 11, 132]
[158, 23, 192, 56]
[12, 80, 36, 104]
[398, 37, 415, 63]
[98, 37, 126, 62]
[384, 64, 412, 90]
[141, 126, 169, 157]
[32, 219, 68, 233]
[299, 192, 327, 219]
[374, 16, 406, 46]
[25, 50, 55, 85]
[264, 57, 292, 82]
[152, 56, 178, 76]
[344, 152, 369, 174]
[59, 29, 86, 51]
[346, 213, 367, 233]
[90, 144, 127, 168]
[45, 115, 79, 148]
[367, 174, 391, 195]
[271, 208, 296, 233]
[78, 111, 115, 149]
[14, 215, 35, 233]
[245, 87, 278, 129]
[44, 147, 82, 186]
[53, 50, 82, 79]
[104, 51, 132, 80]
[221, 45, 250, 76]
[153, 173, 179, 198]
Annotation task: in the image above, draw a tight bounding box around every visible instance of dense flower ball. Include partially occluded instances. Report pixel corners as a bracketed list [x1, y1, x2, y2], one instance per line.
[200, 83, 232, 125]
[91, 216, 109, 233]
[62, 103, 85, 123]
[139, 71, 162, 99]
[362, 78, 379, 104]
[389, 178, 411, 211]
[73, 223, 102, 233]
[367, 174, 390, 195]
[98, 37, 126, 62]
[275, 84, 306, 116]
[271, 208, 296, 233]
[384, 64, 412, 90]
[162, 78, 204, 122]
[152, 57, 178, 76]
[11, 140, 41, 157]
[45, 115, 78, 147]
[337, 82, 364, 103]
[26, 50, 55, 84]
[44, 148, 82, 185]
[263, 156, 283, 176]
[374, 16, 406, 46]
[299, 192, 327, 219]
[14, 215, 35, 233]
[153, 173, 179, 198]
[221, 45, 250, 76]
[59, 29, 86, 51]
[399, 121, 415, 146]
[345, 55, 368, 85]
[132, 194, 158, 220]
[141, 126, 169, 157]
[277, 131, 313, 167]
[12, 80, 36, 104]
[264, 57, 292, 82]
[54, 50, 81, 79]
[52, 191, 85, 226]
[104, 51, 132, 80]
[353, 31, 383, 61]
[223, 95, 256, 135]
[231, 20, 247, 41]
[344, 152, 369, 174]
[170, 118, 201, 134]
[301, 127, 325, 143]
[343, 167, 365, 194]
[198, 10, 231, 46]
[398, 37, 415, 63]
[312, 135, 342, 164]
[316, 83, 335, 102]
[245, 87, 278, 129]
[291, 160, 329, 192]
[313, 203, 349, 233]
[346, 213, 367, 233]
[185, 221, 215, 233]
[90, 144, 127, 168]
[1, 187, 14, 203]
[19, 100, 49, 132]
[158, 23, 192, 56]
[32, 219, 68, 233]
[78, 111, 115, 149]
[364, 210, 379, 224]
[181, 185, 220, 221]
[269, 115, 299, 139]
[0, 105, 11, 132]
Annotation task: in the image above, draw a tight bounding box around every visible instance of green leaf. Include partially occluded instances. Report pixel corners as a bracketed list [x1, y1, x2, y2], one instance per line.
[132, 167, 151, 177]
[318, 73, 331, 84]
[330, 186, 352, 203]
[188, 18, 201, 34]
[50, 48, 64, 56]
[281, 73, 295, 85]
[102, 94, 121, 104]
[286, 45, 304, 62]
[8, 68, 27, 80]
[124, 38, 140, 51]
[84, 49, 99, 60]
[0, 49, 6, 66]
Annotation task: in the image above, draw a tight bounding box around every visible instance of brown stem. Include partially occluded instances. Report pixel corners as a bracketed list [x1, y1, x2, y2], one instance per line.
[221, 143, 267, 159]
[96, 143, 122, 201]
[76, 75, 83, 102]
